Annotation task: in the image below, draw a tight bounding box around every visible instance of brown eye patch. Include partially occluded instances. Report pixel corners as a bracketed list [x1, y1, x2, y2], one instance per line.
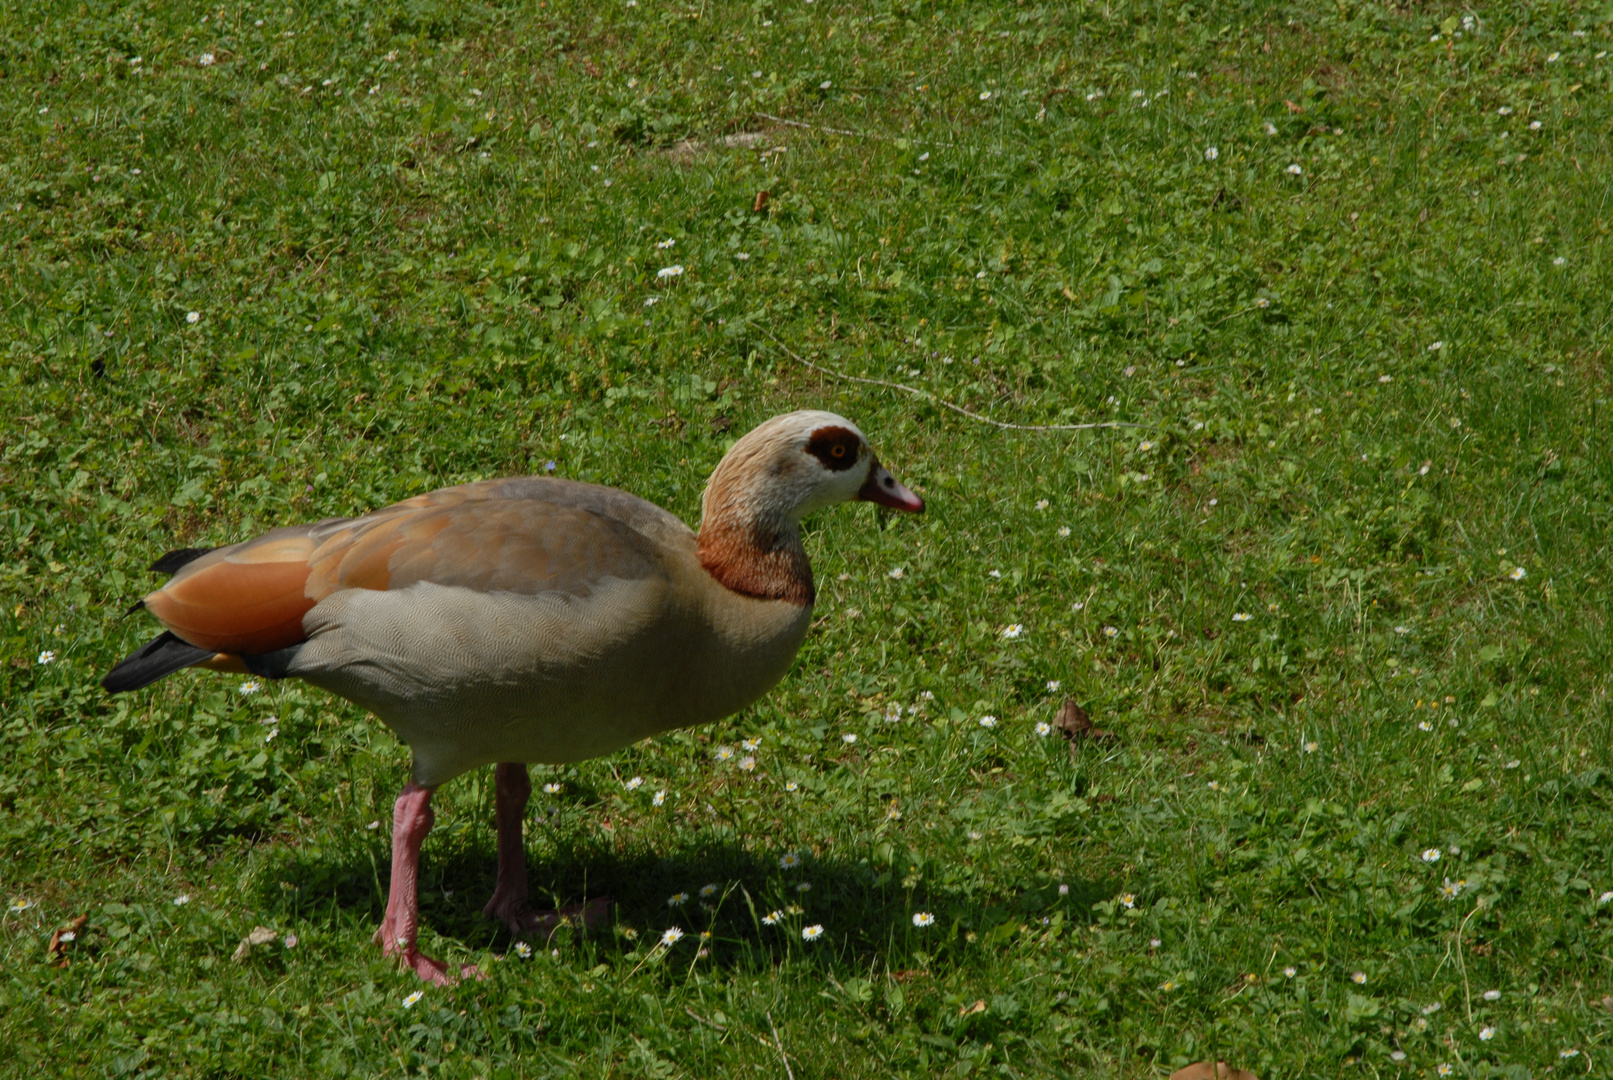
[806, 425, 862, 472]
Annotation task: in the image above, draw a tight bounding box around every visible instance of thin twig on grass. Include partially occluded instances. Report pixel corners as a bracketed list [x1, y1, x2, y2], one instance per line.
[757, 328, 1149, 432]
[754, 113, 974, 150]
[766, 1011, 796, 1080]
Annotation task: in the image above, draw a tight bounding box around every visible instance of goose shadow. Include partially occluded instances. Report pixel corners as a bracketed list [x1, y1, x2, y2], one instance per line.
[251, 824, 1119, 971]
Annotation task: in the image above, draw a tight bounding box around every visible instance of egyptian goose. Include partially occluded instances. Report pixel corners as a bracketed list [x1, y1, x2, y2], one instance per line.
[102, 411, 922, 983]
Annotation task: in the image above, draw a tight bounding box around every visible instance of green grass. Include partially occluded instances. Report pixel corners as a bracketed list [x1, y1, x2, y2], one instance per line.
[3, 0, 1613, 1075]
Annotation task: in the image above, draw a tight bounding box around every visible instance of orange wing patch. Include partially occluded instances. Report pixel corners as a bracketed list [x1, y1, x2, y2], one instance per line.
[145, 532, 318, 655]
[143, 478, 669, 654]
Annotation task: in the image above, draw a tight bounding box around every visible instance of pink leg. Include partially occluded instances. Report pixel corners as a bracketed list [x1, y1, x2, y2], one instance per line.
[373, 781, 476, 984]
[483, 763, 612, 938]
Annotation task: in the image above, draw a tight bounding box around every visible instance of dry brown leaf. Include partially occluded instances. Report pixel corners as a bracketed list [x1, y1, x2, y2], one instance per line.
[753, 190, 770, 213]
[1169, 1063, 1259, 1080]
[231, 925, 280, 963]
[47, 913, 89, 968]
[957, 999, 987, 1017]
[1054, 698, 1115, 758]
[1284, 99, 1305, 114]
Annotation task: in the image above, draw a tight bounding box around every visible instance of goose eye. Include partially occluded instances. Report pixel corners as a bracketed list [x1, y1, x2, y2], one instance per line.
[806, 425, 862, 471]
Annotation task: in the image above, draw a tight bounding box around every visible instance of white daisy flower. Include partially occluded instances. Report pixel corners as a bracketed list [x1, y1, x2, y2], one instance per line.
[715, 745, 734, 761]
[625, 776, 643, 790]
[1351, 971, 1367, 984]
[762, 910, 782, 925]
[514, 941, 533, 958]
[1479, 1026, 1495, 1041]
[1286, 163, 1303, 175]
[699, 883, 718, 898]
[801, 924, 824, 940]
[888, 567, 905, 579]
[1483, 989, 1500, 1001]
[656, 265, 684, 279]
[1421, 848, 1442, 863]
[784, 781, 799, 793]
[542, 782, 562, 794]
[1204, 146, 1219, 161]
[1057, 526, 1071, 537]
[660, 927, 684, 946]
[779, 851, 802, 869]
[912, 912, 935, 927]
[36, 650, 55, 665]
[403, 990, 424, 1008]
[656, 238, 675, 249]
[173, 894, 190, 906]
[1001, 624, 1024, 639]
[1232, 613, 1252, 622]
[1283, 966, 1297, 978]
[652, 789, 667, 806]
[1035, 722, 1052, 737]
[1509, 566, 1527, 580]
[240, 680, 262, 694]
[841, 733, 857, 745]
[198, 53, 216, 66]
[978, 716, 997, 728]
[186, 311, 201, 324]
[668, 892, 688, 906]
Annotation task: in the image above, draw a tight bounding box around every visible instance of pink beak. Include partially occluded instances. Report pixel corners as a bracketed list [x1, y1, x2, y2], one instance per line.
[858, 460, 925, 513]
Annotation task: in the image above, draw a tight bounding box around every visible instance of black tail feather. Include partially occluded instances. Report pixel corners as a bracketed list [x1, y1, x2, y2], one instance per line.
[102, 631, 214, 693]
[150, 547, 216, 575]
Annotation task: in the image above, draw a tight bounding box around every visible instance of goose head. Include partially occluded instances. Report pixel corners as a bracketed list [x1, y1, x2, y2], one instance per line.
[701, 410, 923, 526]
[698, 411, 922, 603]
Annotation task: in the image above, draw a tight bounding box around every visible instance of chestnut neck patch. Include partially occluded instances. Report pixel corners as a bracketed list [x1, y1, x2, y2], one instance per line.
[698, 522, 814, 607]
[805, 425, 861, 472]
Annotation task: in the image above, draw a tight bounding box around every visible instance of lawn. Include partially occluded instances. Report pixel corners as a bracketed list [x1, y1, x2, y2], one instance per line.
[3, 0, 1613, 1075]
